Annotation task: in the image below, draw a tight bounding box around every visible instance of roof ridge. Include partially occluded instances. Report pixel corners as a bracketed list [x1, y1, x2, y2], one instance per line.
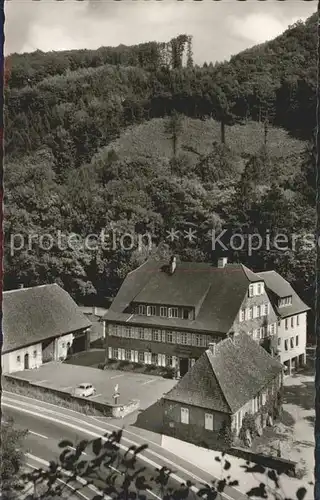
[126, 258, 153, 277]
[236, 263, 250, 282]
[3, 283, 58, 294]
[261, 270, 292, 287]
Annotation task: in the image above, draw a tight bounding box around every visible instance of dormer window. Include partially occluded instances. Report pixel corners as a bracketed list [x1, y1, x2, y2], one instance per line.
[248, 282, 264, 297]
[160, 306, 168, 317]
[279, 296, 292, 308]
[147, 305, 156, 316]
[169, 307, 179, 318]
[138, 304, 146, 315]
[183, 309, 189, 320]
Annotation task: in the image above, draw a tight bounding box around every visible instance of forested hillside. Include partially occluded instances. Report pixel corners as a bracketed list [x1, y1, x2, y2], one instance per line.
[5, 14, 316, 333]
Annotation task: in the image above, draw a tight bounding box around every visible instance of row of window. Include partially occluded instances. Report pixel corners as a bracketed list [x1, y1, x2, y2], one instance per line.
[137, 304, 190, 319]
[237, 379, 282, 432]
[248, 282, 265, 297]
[109, 347, 196, 369]
[284, 315, 300, 329]
[279, 336, 299, 351]
[249, 323, 276, 339]
[240, 303, 270, 322]
[235, 391, 268, 432]
[109, 324, 214, 347]
[111, 347, 174, 365]
[279, 296, 292, 308]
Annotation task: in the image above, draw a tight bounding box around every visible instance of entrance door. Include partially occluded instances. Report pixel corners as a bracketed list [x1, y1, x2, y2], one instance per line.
[72, 333, 87, 353]
[179, 358, 189, 377]
[24, 353, 29, 370]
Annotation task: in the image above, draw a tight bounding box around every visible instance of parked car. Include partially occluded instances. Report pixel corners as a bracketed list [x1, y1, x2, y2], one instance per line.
[73, 383, 96, 398]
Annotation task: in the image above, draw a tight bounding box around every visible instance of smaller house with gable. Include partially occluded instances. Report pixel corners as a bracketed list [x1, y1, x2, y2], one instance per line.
[162, 332, 283, 449]
[1, 284, 92, 374]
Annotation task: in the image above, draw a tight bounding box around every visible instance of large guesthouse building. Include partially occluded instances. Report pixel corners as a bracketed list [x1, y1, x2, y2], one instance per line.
[103, 257, 284, 377]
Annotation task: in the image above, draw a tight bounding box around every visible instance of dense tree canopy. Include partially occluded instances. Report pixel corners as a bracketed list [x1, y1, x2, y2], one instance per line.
[1, 417, 28, 499]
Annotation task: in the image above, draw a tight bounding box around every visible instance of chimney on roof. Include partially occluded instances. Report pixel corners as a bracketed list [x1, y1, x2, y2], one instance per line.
[217, 257, 228, 268]
[208, 342, 216, 356]
[169, 256, 177, 275]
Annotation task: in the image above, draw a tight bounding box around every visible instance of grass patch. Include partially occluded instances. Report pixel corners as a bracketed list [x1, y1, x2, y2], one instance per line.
[103, 117, 305, 162]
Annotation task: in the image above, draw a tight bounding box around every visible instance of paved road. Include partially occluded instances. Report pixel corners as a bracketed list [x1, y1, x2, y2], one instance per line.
[3, 391, 248, 500]
[24, 461, 93, 500]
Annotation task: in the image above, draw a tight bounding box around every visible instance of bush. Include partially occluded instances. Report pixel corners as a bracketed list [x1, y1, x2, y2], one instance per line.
[241, 412, 258, 437]
[218, 421, 235, 449]
[119, 360, 131, 368]
[145, 364, 157, 372]
[162, 366, 175, 379]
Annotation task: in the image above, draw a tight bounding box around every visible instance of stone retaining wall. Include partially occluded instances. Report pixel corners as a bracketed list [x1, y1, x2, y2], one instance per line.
[3, 375, 139, 418]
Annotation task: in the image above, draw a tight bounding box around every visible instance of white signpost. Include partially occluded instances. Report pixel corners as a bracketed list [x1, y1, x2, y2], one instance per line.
[113, 384, 120, 405]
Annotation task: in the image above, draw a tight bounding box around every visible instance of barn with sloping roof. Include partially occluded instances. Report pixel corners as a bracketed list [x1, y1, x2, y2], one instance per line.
[1, 284, 91, 374]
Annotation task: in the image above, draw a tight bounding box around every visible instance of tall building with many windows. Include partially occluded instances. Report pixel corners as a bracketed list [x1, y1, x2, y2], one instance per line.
[102, 257, 279, 377]
[259, 271, 310, 374]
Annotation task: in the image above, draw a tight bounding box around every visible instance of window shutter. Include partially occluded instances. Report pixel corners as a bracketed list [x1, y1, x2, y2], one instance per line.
[181, 408, 189, 424]
[205, 413, 213, 431]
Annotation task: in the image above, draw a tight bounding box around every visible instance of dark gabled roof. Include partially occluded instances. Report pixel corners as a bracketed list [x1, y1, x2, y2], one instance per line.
[133, 264, 211, 307]
[104, 259, 263, 334]
[258, 271, 310, 318]
[2, 284, 92, 353]
[164, 332, 283, 414]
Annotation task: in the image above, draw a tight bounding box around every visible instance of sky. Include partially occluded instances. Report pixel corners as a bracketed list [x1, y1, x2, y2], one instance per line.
[5, 0, 317, 64]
